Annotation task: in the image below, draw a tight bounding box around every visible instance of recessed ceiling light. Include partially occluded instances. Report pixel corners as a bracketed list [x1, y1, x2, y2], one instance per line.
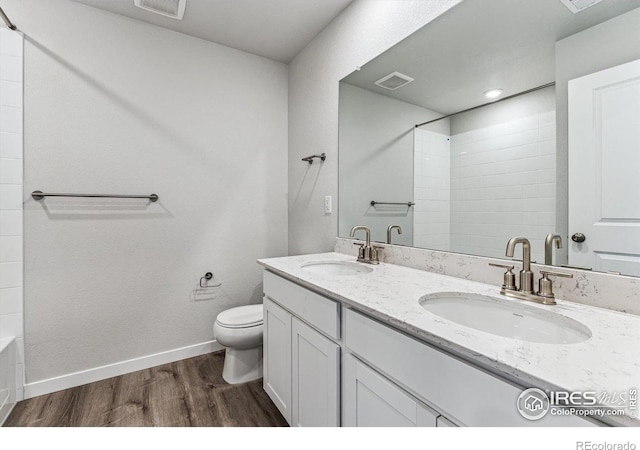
[484, 89, 503, 99]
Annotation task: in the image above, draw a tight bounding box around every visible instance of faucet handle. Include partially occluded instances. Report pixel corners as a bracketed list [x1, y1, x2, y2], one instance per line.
[489, 263, 514, 270]
[538, 270, 573, 300]
[370, 246, 384, 263]
[352, 242, 366, 260]
[540, 270, 573, 278]
[488, 263, 516, 291]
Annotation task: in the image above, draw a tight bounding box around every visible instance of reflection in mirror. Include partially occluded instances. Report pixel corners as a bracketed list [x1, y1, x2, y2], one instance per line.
[338, 0, 640, 276]
[414, 84, 557, 263]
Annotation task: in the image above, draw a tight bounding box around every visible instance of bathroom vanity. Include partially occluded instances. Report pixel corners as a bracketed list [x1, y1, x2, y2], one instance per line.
[258, 253, 640, 427]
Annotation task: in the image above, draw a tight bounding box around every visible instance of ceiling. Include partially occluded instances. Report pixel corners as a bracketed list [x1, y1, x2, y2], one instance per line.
[73, 0, 353, 63]
[342, 0, 640, 114]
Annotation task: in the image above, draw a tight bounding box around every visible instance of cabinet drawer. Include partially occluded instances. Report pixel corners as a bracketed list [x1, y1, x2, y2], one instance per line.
[264, 271, 340, 340]
[345, 308, 597, 427]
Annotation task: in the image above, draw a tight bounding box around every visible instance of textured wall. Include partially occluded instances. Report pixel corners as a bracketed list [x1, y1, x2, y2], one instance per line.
[288, 0, 461, 255]
[6, 0, 288, 385]
[338, 83, 443, 246]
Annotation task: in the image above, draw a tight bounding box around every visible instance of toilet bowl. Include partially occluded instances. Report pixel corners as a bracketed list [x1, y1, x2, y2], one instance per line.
[213, 304, 263, 384]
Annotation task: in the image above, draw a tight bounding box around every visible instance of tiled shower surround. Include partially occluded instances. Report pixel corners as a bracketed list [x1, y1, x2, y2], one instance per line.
[413, 110, 557, 264]
[0, 26, 23, 411]
[449, 111, 557, 263]
[413, 129, 450, 251]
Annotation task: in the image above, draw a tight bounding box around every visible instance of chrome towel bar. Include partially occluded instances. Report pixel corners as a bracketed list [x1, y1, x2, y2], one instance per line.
[0, 6, 16, 30]
[302, 153, 326, 164]
[31, 191, 159, 202]
[370, 201, 415, 207]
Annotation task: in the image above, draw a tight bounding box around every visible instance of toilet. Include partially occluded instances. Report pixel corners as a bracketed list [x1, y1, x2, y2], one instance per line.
[213, 304, 263, 384]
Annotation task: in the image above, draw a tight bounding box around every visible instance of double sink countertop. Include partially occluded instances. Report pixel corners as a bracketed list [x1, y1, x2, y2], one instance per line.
[258, 252, 640, 427]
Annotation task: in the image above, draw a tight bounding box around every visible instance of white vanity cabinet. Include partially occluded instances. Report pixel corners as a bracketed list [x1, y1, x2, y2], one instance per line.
[263, 272, 341, 427]
[262, 270, 601, 428]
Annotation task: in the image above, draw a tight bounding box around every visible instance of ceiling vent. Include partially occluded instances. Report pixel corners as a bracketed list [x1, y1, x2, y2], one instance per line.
[374, 72, 414, 91]
[558, 0, 604, 14]
[134, 0, 186, 20]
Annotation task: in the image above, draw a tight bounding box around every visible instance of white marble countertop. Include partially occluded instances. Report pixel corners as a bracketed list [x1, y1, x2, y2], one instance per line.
[258, 252, 640, 427]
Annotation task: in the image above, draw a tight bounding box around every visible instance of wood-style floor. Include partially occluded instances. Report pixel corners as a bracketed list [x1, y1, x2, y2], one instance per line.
[4, 352, 288, 427]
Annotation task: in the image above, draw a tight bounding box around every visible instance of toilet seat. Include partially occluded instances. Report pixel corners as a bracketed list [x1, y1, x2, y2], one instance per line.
[215, 304, 263, 329]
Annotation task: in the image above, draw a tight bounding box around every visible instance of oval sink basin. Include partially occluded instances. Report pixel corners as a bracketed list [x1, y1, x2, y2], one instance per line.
[419, 292, 591, 344]
[301, 261, 374, 276]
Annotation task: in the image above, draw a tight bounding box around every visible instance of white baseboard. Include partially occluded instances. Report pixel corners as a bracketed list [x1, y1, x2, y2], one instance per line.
[24, 340, 224, 399]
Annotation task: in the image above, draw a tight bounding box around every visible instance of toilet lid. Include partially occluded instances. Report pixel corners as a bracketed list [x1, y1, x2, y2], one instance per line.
[216, 304, 263, 328]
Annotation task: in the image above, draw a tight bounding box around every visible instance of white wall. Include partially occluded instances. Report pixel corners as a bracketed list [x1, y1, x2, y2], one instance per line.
[555, 7, 640, 265]
[6, 0, 288, 390]
[338, 83, 444, 246]
[288, 0, 461, 255]
[0, 26, 23, 408]
[413, 128, 450, 251]
[449, 87, 556, 263]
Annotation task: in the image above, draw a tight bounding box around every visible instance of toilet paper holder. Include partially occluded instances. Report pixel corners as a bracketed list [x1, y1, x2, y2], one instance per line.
[200, 272, 222, 288]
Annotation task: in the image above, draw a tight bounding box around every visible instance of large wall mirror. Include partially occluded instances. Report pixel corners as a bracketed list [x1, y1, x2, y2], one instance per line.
[338, 0, 640, 276]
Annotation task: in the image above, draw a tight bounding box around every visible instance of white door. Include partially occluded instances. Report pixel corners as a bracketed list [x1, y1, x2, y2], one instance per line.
[568, 59, 640, 276]
[263, 297, 292, 425]
[342, 354, 438, 427]
[291, 317, 340, 427]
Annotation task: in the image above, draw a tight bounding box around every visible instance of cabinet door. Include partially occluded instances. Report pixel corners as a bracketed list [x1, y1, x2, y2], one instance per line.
[263, 297, 292, 425]
[343, 354, 438, 427]
[292, 317, 340, 427]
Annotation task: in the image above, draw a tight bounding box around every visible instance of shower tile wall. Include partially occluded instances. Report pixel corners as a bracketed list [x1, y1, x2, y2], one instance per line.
[449, 111, 557, 263]
[413, 128, 450, 250]
[0, 27, 23, 402]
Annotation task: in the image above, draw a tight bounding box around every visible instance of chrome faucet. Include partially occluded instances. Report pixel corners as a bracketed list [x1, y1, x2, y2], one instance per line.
[490, 236, 573, 305]
[506, 237, 534, 294]
[387, 225, 402, 244]
[544, 233, 562, 265]
[350, 225, 381, 264]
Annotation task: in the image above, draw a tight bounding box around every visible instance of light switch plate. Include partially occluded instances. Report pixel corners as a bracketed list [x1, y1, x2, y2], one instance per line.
[324, 196, 332, 214]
